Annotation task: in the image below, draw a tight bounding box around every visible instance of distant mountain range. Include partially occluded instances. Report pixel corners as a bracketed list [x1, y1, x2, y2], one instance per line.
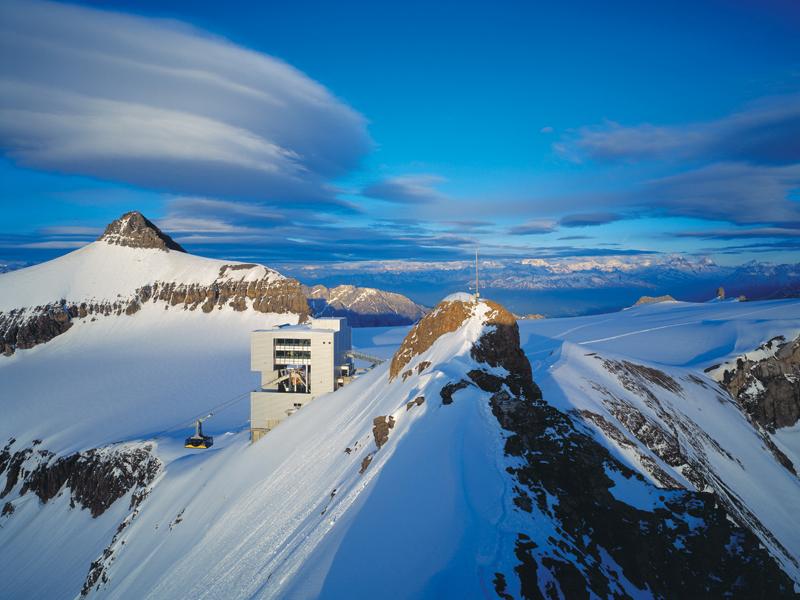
[281, 255, 800, 316]
[4, 227, 798, 318]
[304, 284, 427, 326]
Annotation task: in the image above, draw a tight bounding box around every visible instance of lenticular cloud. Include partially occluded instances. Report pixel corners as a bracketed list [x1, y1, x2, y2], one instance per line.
[0, 0, 371, 203]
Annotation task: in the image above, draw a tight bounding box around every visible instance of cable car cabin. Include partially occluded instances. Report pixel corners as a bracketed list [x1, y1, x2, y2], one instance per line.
[185, 419, 214, 449]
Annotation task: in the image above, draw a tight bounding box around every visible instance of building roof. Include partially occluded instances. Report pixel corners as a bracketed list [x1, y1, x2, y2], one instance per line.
[253, 317, 347, 334]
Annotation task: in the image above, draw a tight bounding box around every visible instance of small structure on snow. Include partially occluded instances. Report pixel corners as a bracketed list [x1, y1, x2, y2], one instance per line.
[250, 317, 354, 441]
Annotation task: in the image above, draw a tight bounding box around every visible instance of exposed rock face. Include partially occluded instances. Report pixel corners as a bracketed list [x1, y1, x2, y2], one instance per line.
[634, 294, 676, 305]
[0, 439, 161, 518]
[708, 335, 800, 430]
[0, 302, 76, 356]
[389, 297, 473, 379]
[440, 299, 794, 597]
[0, 274, 309, 356]
[588, 359, 710, 489]
[98, 211, 185, 252]
[304, 284, 427, 327]
[0, 438, 162, 596]
[371, 415, 395, 450]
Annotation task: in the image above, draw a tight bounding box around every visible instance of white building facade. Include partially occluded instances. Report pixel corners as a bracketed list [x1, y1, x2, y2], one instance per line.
[250, 317, 352, 441]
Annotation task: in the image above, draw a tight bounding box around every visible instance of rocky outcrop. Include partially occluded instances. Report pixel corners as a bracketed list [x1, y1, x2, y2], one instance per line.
[389, 296, 473, 379]
[0, 438, 162, 596]
[444, 299, 794, 597]
[634, 294, 676, 305]
[708, 335, 800, 430]
[371, 415, 395, 450]
[0, 439, 161, 518]
[0, 302, 76, 356]
[98, 211, 185, 252]
[304, 284, 427, 327]
[0, 274, 309, 356]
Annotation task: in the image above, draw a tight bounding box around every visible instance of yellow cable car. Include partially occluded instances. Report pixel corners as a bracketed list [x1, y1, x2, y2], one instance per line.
[184, 419, 214, 449]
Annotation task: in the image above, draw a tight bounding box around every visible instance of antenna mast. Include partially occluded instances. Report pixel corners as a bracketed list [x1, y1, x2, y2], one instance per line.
[475, 246, 480, 300]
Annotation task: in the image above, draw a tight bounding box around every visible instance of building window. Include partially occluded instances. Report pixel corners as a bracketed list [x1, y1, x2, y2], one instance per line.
[274, 338, 311, 347]
[275, 349, 311, 360]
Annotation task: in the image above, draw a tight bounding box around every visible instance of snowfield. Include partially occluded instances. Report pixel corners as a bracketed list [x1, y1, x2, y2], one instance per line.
[519, 299, 800, 581]
[1, 293, 799, 598]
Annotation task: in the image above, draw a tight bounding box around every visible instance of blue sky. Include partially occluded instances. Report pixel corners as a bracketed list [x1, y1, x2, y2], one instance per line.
[1, 0, 799, 266]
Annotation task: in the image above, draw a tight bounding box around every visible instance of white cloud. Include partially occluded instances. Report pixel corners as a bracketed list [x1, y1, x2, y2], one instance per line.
[0, 0, 371, 203]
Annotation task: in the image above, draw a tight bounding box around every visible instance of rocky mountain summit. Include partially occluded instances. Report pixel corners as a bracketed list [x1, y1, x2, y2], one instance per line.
[384, 295, 794, 596]
[0, 211, 309, 356]
[305, 283, 426, 326]
[98, 211, 185, 252]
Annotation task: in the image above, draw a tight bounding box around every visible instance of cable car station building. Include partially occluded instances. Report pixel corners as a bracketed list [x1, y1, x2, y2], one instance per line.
[250, 317, 353, 441]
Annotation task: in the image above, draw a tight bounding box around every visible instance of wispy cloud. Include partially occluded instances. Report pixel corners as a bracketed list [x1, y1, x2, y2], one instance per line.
[560, 93, 800, 165]
[361, 174, 447, 204]
[559, 212, 624, 227]
[508, 220, 558, 235]
[549, 94, 800, 230]
[39, 225, 102, 236]
[674, 227, 800, 240]
[0, 0, 370, 204]
[645, 162, 800, 226]
[16, 240, 88, 249]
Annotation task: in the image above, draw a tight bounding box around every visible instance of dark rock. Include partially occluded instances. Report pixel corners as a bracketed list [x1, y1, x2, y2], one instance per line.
[492, 572, 513, 600]
[372, 415, 395, 450]
[97, 211, 185, 252]
[406, 396, 425, 411]
[440, 380, 471, 405]
[0, 302, 75, 355]
[3, 442, 160, 517]
[712, 335, 800, 430]
[359, 454, 373, 474]
[463, 300, 795, 597]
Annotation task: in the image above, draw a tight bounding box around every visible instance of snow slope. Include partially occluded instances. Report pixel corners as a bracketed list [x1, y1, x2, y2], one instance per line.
[2, 295, 799, 598]
[87, 298, 800, 597]
[519, 299, 800, 580]
[87, 301, 500, 599]
[0, 302, 293, 454]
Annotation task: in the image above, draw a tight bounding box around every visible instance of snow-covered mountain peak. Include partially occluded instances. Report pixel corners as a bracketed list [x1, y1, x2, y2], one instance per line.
[304, 283, 427, 326]
[97, 211, 185, 253]
[0, 215, 307, 356]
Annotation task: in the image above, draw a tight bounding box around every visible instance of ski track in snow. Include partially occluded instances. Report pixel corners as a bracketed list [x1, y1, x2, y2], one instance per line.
[576, 301, 799, 346]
